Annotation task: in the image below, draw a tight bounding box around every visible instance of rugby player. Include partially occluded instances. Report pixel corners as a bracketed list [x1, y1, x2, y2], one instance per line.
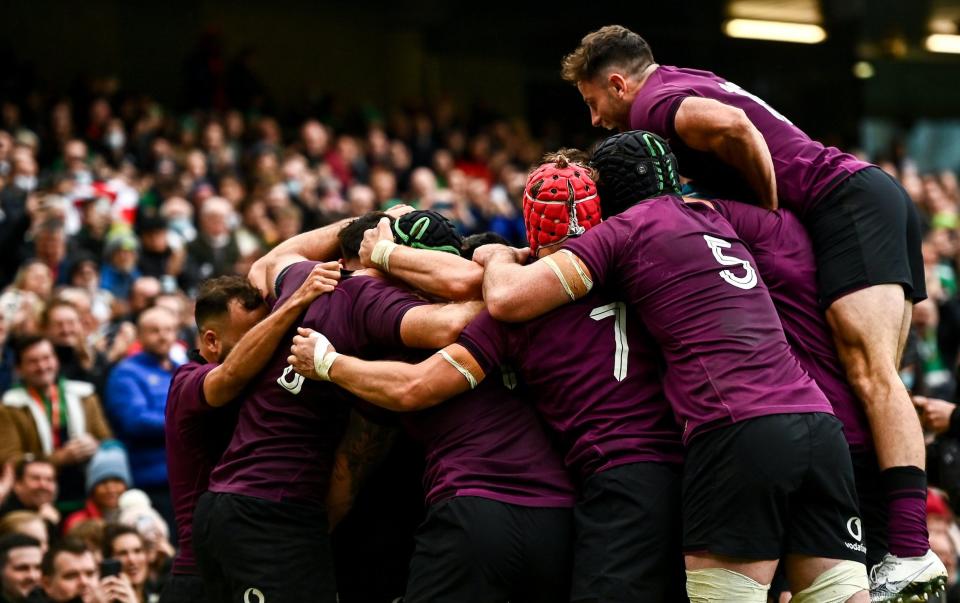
[192, 212, 484, 603]
[560, 27, 940, 599]
[286, 154, 695, 601]
[288, 209, 578, 603]
[461, 132, 869, 601]
[162, 267, 339, 603]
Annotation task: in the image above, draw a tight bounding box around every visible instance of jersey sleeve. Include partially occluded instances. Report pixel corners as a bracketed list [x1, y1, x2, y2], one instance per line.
[629, 84, 695, 139]
[351, 278, 428, 349]
[167, 363, 219, 434]
[457, 310, 509, 375]
[274, 260, 321, 303]
[562, 219, 627, 290]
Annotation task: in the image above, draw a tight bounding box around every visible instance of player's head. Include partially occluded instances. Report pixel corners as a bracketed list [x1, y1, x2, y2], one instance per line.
[461, 232, 510, 260]
[590, 130, 681, 218]
[523, 149, 602, 258]
[338, 211, 394, 264]
[195, 276, 268, 363]
[393, 210, 463, 256]
[562, 25, 655, 131]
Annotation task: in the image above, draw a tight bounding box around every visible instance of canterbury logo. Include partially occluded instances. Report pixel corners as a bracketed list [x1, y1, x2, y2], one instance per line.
[276, 365, 304, 394]
[846, 517, 862, 542]
[244, 588, 265, 603]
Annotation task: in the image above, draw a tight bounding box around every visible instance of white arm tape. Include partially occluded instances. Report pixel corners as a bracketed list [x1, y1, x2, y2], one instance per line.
[311, 332, 340, 380]
[558, 249, 593, 291]
[541, 255, 576, 301]
[437, 350, 478, 389]
[370, 240, 398, 272]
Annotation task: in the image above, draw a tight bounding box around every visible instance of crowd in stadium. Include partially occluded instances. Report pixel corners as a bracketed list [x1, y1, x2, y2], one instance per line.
[0, 22, 960, 603]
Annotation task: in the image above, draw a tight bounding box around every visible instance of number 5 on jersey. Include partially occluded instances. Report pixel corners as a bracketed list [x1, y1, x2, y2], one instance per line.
[704, 235, 758, 290]
[590, 302, 629, 381]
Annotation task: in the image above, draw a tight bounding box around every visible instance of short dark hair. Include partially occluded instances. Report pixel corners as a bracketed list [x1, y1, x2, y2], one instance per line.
[14, 456, 55, 481]
[0, 533, 41, 568]
[41, 538, 89, 577]
[102, 524, 142, 559]
[337, 212, 394, 260]
[461, 232, 510, 260]
[561, 25, 654, 83]
[11, 335, 52, 366]
[194, 276, 265, 330]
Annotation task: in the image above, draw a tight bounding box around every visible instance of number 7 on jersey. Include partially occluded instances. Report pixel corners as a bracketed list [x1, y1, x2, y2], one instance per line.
[590, 302, 629, 381]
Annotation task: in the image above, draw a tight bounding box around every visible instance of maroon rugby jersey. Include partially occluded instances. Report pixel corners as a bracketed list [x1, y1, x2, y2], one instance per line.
[564, 195, 833, 443]
[709, 199, 871, 452]
[458, 298, 683, 481]
[165, 358, 237, 574]
[629, 65, 870, 217]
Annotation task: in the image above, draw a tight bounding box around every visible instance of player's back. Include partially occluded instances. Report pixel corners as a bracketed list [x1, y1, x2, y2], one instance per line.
[400, 373, 575, 508]
[565, 195, 833, 443]
[209, 265, 419, 504]
[629, 65, 870, 216]
[459, 297, 683, 480]
[709, 199, 872, 452]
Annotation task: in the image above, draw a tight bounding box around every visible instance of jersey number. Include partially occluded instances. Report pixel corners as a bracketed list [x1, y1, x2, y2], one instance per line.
[590, 302, 629, 382]
[704, 235, 758, 290]
[718, 81, 792, 125]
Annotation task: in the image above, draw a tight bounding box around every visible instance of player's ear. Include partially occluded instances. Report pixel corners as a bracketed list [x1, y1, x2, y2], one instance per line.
[608, 73, 627, 97]
[201, 329, 218, 356]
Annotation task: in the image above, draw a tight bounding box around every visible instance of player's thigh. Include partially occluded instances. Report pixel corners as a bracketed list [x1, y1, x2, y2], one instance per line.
[572, 462, 686, 603]
[786, 414, 866, 583]
[810, 167, 924, 307]
[514, 505, 574, 603]
[682, 416, 807, 563]
[405, 497, 515, 603]
[827, 284, 907, 367]
[214, 494, 336, 603]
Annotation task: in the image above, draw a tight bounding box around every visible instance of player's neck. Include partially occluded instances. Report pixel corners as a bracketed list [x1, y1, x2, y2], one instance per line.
[634, 63, 659, 92]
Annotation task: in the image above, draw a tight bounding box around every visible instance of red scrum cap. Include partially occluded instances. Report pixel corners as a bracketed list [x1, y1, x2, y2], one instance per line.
[523, 152, 602, 256]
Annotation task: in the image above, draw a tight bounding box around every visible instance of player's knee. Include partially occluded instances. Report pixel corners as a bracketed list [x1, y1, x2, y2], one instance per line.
[790, 560, 868, 603]
[685, 568, 769, 602]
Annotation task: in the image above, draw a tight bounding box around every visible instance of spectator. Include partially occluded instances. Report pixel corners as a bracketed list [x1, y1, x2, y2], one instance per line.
[0, 337, 112, 505]
[135, 218, 183, 285]
[0, 316, 14, 395]
[0, 514, 47, 555]
[41, 301, 107, 390]
[62, 446, 131, 534]
[0, 533, 42, 603]
[99, 232, 141, 302]
[101, 525, 157, 603]
[185, 197, 239, 284]
[0, 261, 52, 336]
[104, 308, 181, 529]
[39, 538, 136, 603]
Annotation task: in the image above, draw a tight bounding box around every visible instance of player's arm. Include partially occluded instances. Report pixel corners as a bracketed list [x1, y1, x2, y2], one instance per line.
[673, 96, 778, 210]
[326, 409, 398, 530]
[476, 245, 593, 322]
[247, 219, 350, 298]
[203, 263, 340, 407]
[360, 217, 483, 300]
[288, 328, 482, 411]
[399, 301, 485, 348]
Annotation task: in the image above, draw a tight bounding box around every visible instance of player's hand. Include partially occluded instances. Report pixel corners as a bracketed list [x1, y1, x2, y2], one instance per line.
[471, 244, 528, 267]
[288, 262, 340, 308]
[359, 217, 396, 268]
[914, 395, 956, 435]
[385, 204, 415, 219]
[288, 327, 337, 379]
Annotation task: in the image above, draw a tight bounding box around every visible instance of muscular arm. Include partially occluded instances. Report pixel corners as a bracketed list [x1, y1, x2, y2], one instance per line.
[326, 410, 398, 530]
[400, 301, 485, 348]
[287, 330, 481, 410]
[374, 246, 484, 301]
[674, 96, 778, 210]
[204, 264, 339, 406]
[480, 247, 591, 322]
[247, 218, 349, 298]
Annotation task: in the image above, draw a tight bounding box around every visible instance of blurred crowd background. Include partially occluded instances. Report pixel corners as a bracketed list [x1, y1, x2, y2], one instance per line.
[3, 1, 960, 601]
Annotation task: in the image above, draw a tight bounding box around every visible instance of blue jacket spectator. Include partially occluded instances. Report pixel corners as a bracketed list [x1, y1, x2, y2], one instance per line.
[105, 306, 182, 488]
